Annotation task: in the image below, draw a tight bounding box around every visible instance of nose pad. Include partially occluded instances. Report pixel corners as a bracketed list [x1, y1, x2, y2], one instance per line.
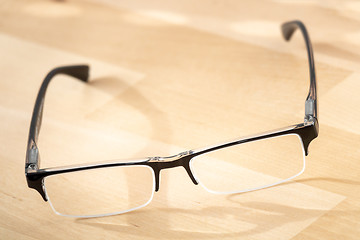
[183, 161, 198, 185]
[152, 161, 199, 192]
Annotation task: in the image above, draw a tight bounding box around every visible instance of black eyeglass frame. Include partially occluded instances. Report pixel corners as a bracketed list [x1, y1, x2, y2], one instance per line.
[25, 20, 319, 204]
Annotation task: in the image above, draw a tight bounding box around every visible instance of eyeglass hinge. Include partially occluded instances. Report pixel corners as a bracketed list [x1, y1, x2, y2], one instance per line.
[27, 147, 39, 172]
[304, 99, 315, 122]
[28, 147, 39, 164]
[27, 164, 38, 171]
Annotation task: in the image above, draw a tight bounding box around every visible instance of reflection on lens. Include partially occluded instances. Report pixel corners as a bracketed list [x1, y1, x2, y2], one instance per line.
[44, 165, 155, 217]
[190, 134, 305, 194]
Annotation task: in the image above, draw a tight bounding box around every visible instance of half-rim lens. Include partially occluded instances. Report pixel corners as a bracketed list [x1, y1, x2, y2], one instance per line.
[44, 165, 155, 218]
[190, 134, 305, 194]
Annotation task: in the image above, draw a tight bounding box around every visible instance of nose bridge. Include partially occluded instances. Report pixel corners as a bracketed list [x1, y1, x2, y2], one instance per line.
[148, 151, 198, 192]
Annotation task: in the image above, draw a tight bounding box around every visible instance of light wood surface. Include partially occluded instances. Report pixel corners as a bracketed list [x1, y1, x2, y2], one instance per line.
[1, 0, 360, 239]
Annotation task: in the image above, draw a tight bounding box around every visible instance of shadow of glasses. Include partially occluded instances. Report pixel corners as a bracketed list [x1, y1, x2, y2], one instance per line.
[74, 176, 360, 239]
[86, 75, 175, 226]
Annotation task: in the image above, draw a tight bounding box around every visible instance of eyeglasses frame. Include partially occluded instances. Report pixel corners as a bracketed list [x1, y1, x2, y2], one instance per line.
[25, 20, 319, 211]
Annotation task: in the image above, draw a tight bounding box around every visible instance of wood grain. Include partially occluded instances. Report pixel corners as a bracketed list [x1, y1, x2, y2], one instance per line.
[0, 0, 359, 239]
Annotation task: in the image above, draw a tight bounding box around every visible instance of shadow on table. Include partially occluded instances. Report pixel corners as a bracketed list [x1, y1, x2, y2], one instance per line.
[88, 75, 174, 156]
[87, 75, 175, 229]
[76, 177, 360, 239]
[79, 77, 360, 239]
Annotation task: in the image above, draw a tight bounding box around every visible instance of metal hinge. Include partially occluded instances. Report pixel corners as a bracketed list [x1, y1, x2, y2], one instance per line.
[28, 147, 39, 164]
[304, 99, 315, 122]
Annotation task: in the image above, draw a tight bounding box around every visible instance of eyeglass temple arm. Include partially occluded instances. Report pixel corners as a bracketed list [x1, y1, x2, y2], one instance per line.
[26, 65, 89, 170]
[281, 20, 317, 122]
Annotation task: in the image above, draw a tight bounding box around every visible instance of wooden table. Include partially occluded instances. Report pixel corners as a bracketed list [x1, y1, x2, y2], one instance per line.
[1, 0, 360, 239]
